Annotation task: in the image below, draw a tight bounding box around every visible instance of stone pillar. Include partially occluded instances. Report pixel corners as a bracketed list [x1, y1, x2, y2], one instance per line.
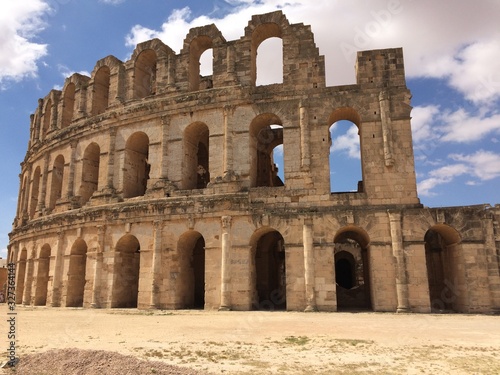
[167, 54, 175, 88]
[105, 128, 117, 192]
[483, 215, 500, 312]
[303, 220, 317, 311]
[34, 99, 43, 141]
[219, 216, 232, 311]
[160, 116, 169, 180]
[223, 107, 233, 174]
[37, 153, 50, 214]
[91, 225, 106, 308]
[66, 141, 77, 200]
[379, 91, 395, 167]
[23, 253, 35, 306]
[388, 210, 409, 312]
[149, 220, 163, 309]
[51, 231, 65, 307]
[299, 104, 311, 170]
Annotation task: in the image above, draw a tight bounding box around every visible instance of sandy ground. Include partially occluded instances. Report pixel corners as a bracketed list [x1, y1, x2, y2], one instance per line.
[1, 306, 500, 374]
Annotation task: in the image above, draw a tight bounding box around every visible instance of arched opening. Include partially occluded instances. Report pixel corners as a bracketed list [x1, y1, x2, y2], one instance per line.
[19, 175, 28, 217]
[123, 132, 149, 198]
[183, 122, 210, 189]
[251, 229, 286, 310]
[41, 99, 52, 139]
[29, 167, 41, 219]
[92, 66, 110, 115]
[256, 37, 283, 86]
[16, 249, 27, 304]
[49, 155, 65, 210]
[189, 36, 213, 91]
[251, 23, 282, 86]
[334, 227, 371, 311]
[79, 143, 100, 204]
[112, 235, 140, 308]
[250, 114, 284, 187]
[61, 83, 75, 128]
[66, 239, 87, 307]
[177, 231, 205, 309]
[425, 225, 464, 312]
[328, 108, 363, 193]
[134, 49, 157, 99]
[34, 244, 51, 306]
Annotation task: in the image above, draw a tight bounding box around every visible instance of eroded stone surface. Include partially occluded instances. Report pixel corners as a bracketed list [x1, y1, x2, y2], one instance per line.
[8, 11, 500, 313]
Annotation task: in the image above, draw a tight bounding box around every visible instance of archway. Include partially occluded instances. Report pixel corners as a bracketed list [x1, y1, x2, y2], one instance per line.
[183, 122, 210, 189]
[34, 244, 51, 306]
[177, 231, 205, 309]
[92, 66, 110, 115]
[334, 227, 371, 311]
[256, 37, 283, 85]
[134, 49, 157, 98]
[250, 22, 283, 86]
[123, 132, 149, 198]
[61, 83, 75, 128]
[189, 36, 213, 91]
[66, 239, 87, 307]
[80, 143, 101, 204]
[249, 114, 284, 187]
[16, 249, 27, 304]
[328, 108, 363, 193]
[29, 167, 41, 219]
[112, 235, 141, 308]
[49, 155, 65, 210]
[424, 224, 463, 312]
[251, 229, 286, 310]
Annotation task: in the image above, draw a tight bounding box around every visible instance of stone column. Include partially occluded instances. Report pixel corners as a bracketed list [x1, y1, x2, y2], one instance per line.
[149, 220, 163, 309]
[223, 107, 233, 174]
[160, 116, 169, 180]
[91, 225, 106, 308]
[299, 104, 310, 170]
[388, 210, 409, 312]
[37, 153, 50, 214]
[23, 253, 35, 306]
[219, 216, 232, 311]
[105, 128, 117, 193]
[379, 91, 395, 167]
[66, 141, 78, 200]
[51, 231, 65, 307]
[303, 220, 317, 311]
[483, 215, 500, 312]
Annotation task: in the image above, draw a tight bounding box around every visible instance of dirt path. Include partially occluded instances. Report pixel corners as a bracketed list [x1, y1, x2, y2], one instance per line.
[2, 306, 500, 374]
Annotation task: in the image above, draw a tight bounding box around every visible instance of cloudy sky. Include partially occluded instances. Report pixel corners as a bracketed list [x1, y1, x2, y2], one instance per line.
[1, 0, 499, 258]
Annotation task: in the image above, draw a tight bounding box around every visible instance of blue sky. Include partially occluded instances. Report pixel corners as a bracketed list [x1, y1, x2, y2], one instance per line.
[1, 0, 499, 258]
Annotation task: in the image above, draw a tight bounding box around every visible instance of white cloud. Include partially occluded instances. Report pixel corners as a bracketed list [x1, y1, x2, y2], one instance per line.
[330, 123, 360, 159]
[99, 0, 125, 4]
[411, 105, 440, 143]
[0, 248, 7, 259]
[57, 64, 90, 81]
[0, 1, 50, 88]
[417, 150, 500, 196]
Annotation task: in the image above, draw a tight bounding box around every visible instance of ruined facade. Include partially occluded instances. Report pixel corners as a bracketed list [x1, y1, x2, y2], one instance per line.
[8, 11, 500, 313]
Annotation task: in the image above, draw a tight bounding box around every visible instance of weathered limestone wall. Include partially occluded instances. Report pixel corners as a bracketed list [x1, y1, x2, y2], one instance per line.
[8, 11, 500, 314]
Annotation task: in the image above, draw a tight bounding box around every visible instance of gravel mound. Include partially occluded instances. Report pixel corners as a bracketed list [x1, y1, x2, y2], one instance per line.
[2, 348, 209, 375]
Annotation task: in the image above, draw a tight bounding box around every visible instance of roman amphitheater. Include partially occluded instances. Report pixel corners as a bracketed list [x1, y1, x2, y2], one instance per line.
[7, 11, 500, 314]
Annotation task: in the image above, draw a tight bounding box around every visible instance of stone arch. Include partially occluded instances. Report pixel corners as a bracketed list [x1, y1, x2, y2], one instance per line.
[34, 244, 51, 306]
[41, 99, 52, 139]
[188, 36, 213, 91]
[112, 234, 141, 308]
[177, 230, 205, 309]
[92, 66, 110, 115]
[334, 226, 372, 311]
[249, 113, 284, 187]
[61, 83, 75, 128]
[328, 107, 363, 193]
[19, 174, 29, 218]
[123, 132, 150, 198]
[66, 238, 88, 307]
[424, 224, 465, 312]
[49, 155, 65, 210]
[250, 227, 286, 310]
[29, 166, 41, 219]
[134, 49, 157, 99]
[79, 142, 101, 204]
[16, 248, 28, 304]
[183, 122, 210, 189]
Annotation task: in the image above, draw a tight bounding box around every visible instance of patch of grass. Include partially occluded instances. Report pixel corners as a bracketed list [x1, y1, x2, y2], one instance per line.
[283, 335, 310, 346]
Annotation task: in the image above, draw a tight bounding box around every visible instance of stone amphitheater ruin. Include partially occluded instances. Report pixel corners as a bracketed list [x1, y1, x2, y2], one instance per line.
[7, 11, 500, 313]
